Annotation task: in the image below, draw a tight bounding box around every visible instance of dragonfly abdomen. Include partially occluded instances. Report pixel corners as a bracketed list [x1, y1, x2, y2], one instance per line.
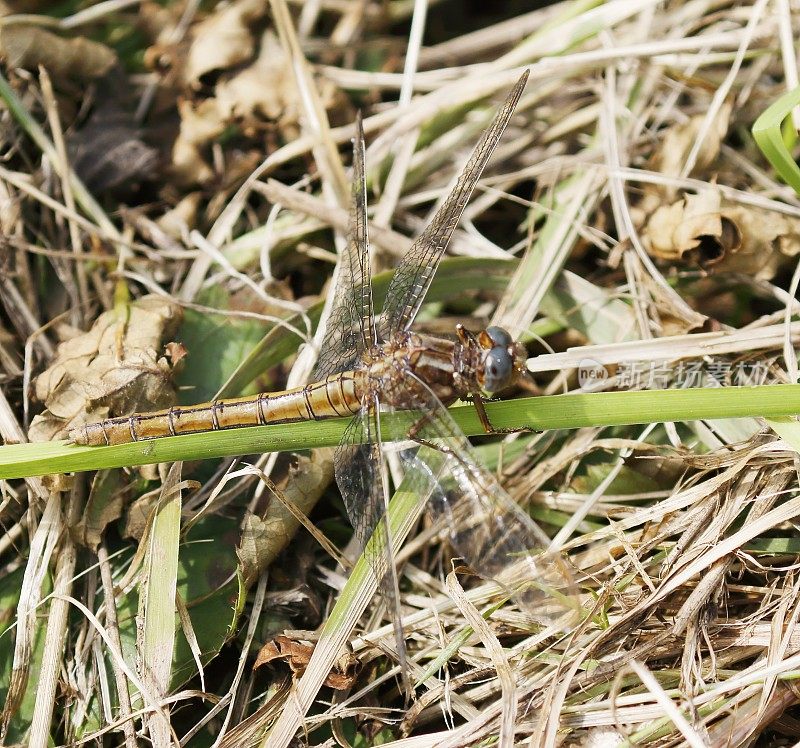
[69, 372, 363, 446]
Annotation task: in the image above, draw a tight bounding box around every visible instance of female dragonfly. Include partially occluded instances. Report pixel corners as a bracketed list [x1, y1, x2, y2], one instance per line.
[72, 70, 576, 643]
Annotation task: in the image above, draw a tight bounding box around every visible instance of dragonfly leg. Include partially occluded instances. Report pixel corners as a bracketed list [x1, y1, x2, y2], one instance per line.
[407, 412, 462, 461]
[467, 393, 537, 435]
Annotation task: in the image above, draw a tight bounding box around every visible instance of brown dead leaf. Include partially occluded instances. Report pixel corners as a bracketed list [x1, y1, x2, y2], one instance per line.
[171, 97, 226, 185]
[0, 26, 116, 81]
[156, 192, 202, 239]
[655, 105, 731, 182]
[641, 185, 800, 279]
[631, 105, 732, 227]
[214, 30, 296, 129]
[122, 489, 159, 540]
[169, 27, 303, 186]
[72, 469, 126, 550]
[164, 341, 188, 367]
[635, 270, 706, 336]
[254, 634, 357, 690]
[28, 295, 182, 442]
[643, 187, 741, 266]
[184, 0, 267, 88]
[715, 205, 800, 278]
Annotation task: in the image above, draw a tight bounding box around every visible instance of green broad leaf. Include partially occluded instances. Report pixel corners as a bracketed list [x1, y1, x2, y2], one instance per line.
[114, 515, 242, 694]
[177, 285, 271, 403]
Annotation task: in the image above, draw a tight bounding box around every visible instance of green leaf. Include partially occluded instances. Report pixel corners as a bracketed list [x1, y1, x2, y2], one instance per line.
[752, 85, 800, 195]
[115, 514, 242, 692]
[179, 287, 270, 403]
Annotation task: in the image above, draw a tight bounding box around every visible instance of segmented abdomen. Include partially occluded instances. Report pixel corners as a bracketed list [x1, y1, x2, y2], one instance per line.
[69, 372, 362, 446]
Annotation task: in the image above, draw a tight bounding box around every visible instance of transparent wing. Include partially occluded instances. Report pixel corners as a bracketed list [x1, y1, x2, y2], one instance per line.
[313, 112, 376, 380]
[334, 398, 409, 677]
[387, 371, 579, 629]
[334, 404, 383, 556]
[378, 71, 529, 339]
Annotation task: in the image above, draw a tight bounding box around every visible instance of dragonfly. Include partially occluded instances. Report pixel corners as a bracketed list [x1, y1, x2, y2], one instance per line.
[70, 69, 576, 657]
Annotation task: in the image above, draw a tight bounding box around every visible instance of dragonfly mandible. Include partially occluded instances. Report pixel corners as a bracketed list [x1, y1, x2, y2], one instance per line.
[70, 69, 577, 644]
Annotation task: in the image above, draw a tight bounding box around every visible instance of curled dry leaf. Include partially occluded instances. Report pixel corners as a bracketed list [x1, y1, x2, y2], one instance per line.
[184, 0, 267, 88]
[0, 25, 116, 81]
[171, 97, 226, 185]
[254, 634, 357, 690]
[716, 204, 800, 277]
[632, 105, 732, 237]
[123, 487, 160, 540]
[641, 185, 800, 279]
[72, 469, 125, 550]
[170, 28, 307, 186]
[214, 30, 296, 129]
[156, 192, 202, 240]
[28, 295, 183, 442]
[642, 187, 741, 266]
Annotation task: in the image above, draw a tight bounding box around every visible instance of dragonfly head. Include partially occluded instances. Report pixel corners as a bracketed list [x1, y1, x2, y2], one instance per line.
[474, 325, 527, 396]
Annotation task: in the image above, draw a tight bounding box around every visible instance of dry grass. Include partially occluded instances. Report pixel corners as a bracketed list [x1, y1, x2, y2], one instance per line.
[2, 0, 800, 746]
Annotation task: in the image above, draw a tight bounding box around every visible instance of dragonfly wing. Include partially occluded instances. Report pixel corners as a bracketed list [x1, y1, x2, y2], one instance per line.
[334, 399, 409, 677]
[387, 372, 579, 628]
[378, 71, 528, 339]
[313, 112, 376, 380]
[335, 404, 383, 556]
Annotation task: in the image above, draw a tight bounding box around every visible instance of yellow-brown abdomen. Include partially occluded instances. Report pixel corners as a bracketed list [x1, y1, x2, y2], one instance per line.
[69, 373, 362, 446]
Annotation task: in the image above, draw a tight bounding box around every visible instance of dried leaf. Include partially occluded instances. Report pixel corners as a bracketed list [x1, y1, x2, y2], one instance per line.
[643, 187, 740, 266]
[632, 105, 732, 222]
[642, 185, 800, 280]
[236, 452, 334, 586]
[237, 512, 271, 588]
[29, 295, 182, 442]
[716, 205, 800, 278]
[171, 97, 226, 185]
[164, 341, 188, 367]
[214, 30, 296, 127]
[156, 192, 202, 239]
[72, 469, 125, 550]
[654, 105, 731, 182]
[254, 634, 357, 690]
[0, 25, 116, 81]
[123, 490, 158, 540]
[184, 0, 267, 88]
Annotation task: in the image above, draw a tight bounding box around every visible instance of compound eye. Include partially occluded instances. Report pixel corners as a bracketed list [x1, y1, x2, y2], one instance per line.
[482, 346, 514, 394]
[485, 325, 513, 348]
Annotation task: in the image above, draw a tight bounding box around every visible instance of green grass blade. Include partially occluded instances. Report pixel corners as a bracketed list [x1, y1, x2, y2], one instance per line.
[752, 84, 800, 194]
[3, 384, 800, 479]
